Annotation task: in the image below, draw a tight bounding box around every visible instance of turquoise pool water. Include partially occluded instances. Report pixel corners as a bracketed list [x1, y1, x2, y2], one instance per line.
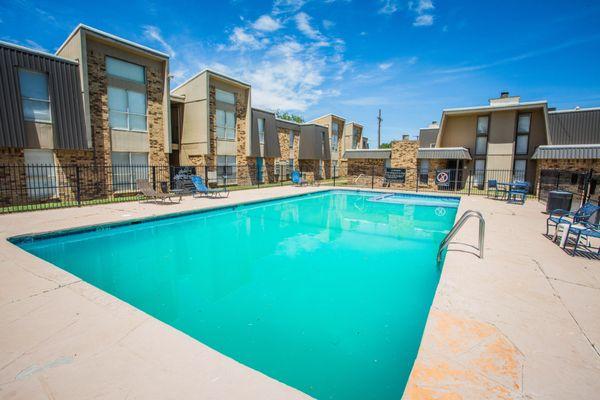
[14, 190, 458, 399]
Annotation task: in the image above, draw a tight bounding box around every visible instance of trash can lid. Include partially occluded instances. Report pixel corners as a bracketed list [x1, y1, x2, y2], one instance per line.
[548, 190, 573, 195]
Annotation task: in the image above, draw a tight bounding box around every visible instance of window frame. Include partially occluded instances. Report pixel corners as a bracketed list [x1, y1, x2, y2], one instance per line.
[474, 114, 489, 155]
[106, 56, 146, 84]
[513, 158, 527, 181]
[111, 151, 149, 192]
[18, 69, 52, 124]
[24, 149, 57, 199]
[515, 112, 531, 156]
[289, 130, 294, 149]
[257, 118, 265, 145]
[216, 109, 236, 140]
[330, 130, 339, 152]
[108, 86, 148, 132]
[216, 88, 235, 105]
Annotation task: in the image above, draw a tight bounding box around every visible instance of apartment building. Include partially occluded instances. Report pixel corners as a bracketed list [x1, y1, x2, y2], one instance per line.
[0, 24, 171, 204]
[418, 92, 600, 190]
[308, 114, 364, 176]
[417, 92, 549, 188]
[0, 41, 87, 204]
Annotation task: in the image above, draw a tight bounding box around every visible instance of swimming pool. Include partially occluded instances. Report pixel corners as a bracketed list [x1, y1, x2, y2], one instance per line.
[12, 190, 458, 399]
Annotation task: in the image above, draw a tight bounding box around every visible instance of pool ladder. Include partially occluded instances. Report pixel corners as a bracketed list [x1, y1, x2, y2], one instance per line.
[437, 210, 485, 264]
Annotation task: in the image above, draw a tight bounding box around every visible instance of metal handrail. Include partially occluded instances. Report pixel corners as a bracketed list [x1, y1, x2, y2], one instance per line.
[354, 174, 367, 183]
[437, 210, 485, 263]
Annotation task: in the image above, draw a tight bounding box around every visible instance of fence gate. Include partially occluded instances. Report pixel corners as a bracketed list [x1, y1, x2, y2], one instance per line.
[538, 169, 597, 208]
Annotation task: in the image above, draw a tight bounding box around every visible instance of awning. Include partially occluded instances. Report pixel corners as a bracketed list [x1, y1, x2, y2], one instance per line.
[343, 149, 391, 159]
[417, 147, 472, 160]
[532, 144, 600, 160]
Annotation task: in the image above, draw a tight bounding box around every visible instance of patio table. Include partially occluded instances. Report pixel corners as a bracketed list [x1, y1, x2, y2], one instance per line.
[499, 182, 529, 204]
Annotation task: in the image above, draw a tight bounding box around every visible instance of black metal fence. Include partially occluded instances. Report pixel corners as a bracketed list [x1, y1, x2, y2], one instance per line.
[343, 165, 529, 196]
[538, 169, 597, 209]
[2, 162, 595, 214]
[0, 163, 347, 213]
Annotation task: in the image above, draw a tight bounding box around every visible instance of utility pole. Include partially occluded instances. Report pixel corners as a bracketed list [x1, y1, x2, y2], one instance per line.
[377, 109, 382, 148]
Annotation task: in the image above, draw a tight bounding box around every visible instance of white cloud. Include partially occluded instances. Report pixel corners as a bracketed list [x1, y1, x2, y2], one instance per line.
[273, 0, 306, 14]
[322, 19, 335, 29]
[409, 0, 434, 27]
[294, 12, 324, 40]
[221, 27, 269, 51]
[341, 96, 389, 106]
[143, 25, 176, 57]
[360, 31, 367, 36]
[252, 15, 282, 32]
[410, 0, 434, 14]
[24, 39, 48, 52]
[378, 62, 393, 71]
[413, 14, 433, 26]
[378, 0, 398, 15]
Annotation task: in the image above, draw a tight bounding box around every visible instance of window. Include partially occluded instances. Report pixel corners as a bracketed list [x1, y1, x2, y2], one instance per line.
[477, 116, 489, 135]
[419, 160, 429, 184]
[216, 89, 235, 104]
[474, 159, 486, 187]
[289, 130, 294, 149]
[106, 57, 145, 83]
[330, 132, 338, 152]
[216, 109, 236, 140]
[108, 87, 147, 131]
[514, 159, 527, 181]
[475, 115, 488, 155]
[24, 149, 57, 199]
[19, 69, 51, 123]
[515, 113, 530, 155]
[257, 118, 265, 144]
[111, 152, 148, 192]
[352, 127, 359, 149]
[217, 155, 237, 184]
[475, 136, 487, 155]
[321, 131, 327, 155]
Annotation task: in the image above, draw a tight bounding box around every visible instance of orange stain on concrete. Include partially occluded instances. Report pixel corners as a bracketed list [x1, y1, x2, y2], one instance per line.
[403, 310, 523, 399]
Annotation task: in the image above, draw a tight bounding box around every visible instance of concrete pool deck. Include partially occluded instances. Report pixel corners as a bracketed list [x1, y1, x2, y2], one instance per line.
[0, 186, 598, 399]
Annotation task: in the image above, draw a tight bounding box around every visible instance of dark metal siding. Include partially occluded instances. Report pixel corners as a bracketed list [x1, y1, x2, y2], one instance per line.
[0, 43, 87, 149]
[532, 145, 600, 159]
[251, 109, 280, 158]
[299, 124, 328, 160]
[548, 110, 600, 145]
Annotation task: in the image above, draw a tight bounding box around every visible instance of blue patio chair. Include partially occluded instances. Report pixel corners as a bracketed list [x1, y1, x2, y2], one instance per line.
[546, 202, 600, 236]
[507, 181, 529, 204]
[487, 179, 506, 200]
[291, 170, 307, 186]
[190, 175, 229, 198]
[561, 221, 600, 256]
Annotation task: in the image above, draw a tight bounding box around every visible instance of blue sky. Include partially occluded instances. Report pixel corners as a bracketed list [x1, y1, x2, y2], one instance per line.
[2, 0, 600, 144]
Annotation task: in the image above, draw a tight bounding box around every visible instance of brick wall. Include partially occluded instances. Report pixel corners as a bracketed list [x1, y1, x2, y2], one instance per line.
[347, 158, 387, 187]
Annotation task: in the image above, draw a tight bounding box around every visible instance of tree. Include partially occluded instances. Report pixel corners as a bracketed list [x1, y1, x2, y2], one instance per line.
[276, 110, 305, 124]
[379, 142, 393, 149]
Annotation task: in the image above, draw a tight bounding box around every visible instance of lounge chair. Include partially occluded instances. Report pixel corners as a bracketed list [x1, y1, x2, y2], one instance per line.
[190, 175, 229, 198]
[546, 202, 600, 236]
[560, 221, 600, 256]
[136, 179, 180, 203]
[291, 171, 308, 186]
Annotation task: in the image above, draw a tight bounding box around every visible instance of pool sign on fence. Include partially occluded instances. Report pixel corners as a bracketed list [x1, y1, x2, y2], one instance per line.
[385, 168, 406, 183]
[435, 170, 450, 185]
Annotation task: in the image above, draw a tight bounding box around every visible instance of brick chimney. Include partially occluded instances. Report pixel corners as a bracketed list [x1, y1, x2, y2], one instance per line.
[489, 91, 520, 106]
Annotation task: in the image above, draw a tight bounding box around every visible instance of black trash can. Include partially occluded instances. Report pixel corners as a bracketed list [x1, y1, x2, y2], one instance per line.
[546, 190, 573, 213]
